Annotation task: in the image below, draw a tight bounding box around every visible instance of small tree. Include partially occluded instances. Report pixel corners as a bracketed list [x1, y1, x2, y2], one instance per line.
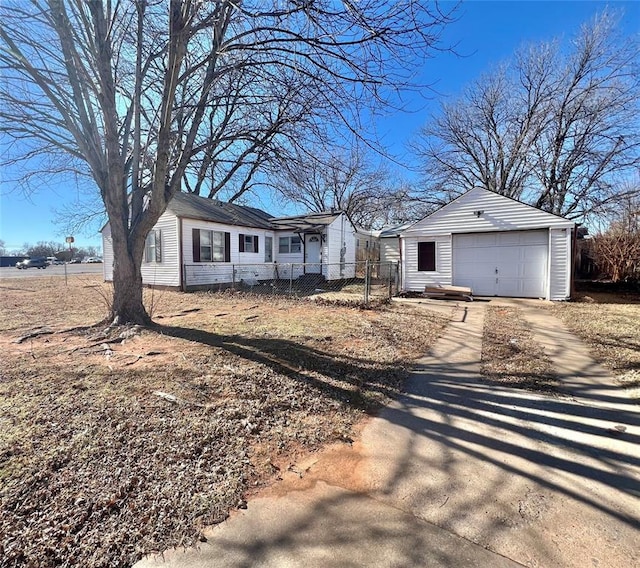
[590, 195, 640, 282]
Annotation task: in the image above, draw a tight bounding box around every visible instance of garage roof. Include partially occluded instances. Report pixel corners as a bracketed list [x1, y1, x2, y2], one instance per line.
[402, 188, 575, 236]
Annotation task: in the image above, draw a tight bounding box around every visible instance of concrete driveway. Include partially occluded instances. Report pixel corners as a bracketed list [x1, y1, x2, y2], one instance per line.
[137, 301, 639, 568]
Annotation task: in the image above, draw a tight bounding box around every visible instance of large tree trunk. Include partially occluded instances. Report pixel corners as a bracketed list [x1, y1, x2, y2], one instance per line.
[110, 231, 151, 325]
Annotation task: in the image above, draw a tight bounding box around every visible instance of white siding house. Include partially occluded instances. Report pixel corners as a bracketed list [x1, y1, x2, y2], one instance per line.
[272, 211, 357, 280]
[102, 193, 357, 290]
[400, 188, 575, 300]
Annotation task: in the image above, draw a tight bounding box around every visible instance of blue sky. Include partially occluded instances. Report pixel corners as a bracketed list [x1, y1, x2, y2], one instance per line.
[1, 0, 638, 252]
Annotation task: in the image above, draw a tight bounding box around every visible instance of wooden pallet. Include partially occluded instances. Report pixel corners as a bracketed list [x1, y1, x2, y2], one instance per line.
[423, 285, 473, 301]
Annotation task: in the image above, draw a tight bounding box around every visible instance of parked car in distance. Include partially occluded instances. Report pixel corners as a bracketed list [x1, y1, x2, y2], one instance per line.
[46, 257, 64, 265]
[69, 258, 81, 264]
[86, 257, 103, 263]
[16, 257, 48, 269]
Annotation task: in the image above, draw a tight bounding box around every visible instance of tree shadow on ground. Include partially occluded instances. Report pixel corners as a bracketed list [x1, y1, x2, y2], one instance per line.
[147, 310, 640, 568]
[152, 323, 403, 411]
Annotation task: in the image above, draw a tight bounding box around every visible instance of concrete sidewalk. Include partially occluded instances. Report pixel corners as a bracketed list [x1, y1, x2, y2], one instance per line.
[136, 301, 639, 568]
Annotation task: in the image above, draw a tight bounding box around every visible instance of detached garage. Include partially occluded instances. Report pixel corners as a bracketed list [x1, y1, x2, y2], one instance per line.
[400, 188, 575, 300]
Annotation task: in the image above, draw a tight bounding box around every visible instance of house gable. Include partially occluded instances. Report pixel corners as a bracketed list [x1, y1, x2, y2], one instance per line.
[402, 188, 574, 236]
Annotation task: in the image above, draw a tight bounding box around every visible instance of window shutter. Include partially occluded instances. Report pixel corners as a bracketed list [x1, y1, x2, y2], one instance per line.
[254, 236, 259, 253]
[239, 233, 244, 252]
[192, 228, 200, 262]
[224, 232, 231, 262]
[155, 230, 162, 263]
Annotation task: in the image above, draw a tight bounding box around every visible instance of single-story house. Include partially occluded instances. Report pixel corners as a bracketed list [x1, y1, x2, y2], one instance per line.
[399, 188, 575, 300]
[101, 192, 357, 290]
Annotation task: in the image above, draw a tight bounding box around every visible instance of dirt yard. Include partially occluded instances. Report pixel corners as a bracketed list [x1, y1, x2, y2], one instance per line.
[549, 291, 640, 399]
[0, 275, 448, 567]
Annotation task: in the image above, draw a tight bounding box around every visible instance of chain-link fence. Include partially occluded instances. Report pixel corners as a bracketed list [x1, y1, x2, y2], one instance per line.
[183, 261, 399, 303]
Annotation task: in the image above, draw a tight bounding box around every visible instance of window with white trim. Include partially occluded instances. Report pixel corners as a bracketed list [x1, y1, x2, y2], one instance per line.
[239, 233, 259, 253]
[417, 241, 436, 272]
[278, 235, 302, 254]
[144, 229, 162, 263]
[264, 236, 273, 262]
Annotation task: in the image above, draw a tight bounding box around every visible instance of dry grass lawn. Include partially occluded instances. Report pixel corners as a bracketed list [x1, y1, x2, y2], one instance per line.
[549, 292, 640, 399]
[0, 274, 448, 567]
[481, 305, 556, 392]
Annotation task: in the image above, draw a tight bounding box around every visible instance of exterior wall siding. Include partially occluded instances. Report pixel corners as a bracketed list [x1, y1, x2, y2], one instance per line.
[380, 238, 400, 264]
[549, 228, 572, 300]
[182, 217, 276, 287]
[403, 188, 574, 237]
[140, 212, 181, 287]
[326, 214, 357, 279]
[402, 235, 452, 291]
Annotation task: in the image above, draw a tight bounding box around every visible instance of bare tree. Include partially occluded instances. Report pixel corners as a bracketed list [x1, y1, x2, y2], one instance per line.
[416, 58, 552, 201]
[271, 143, 428, 229]
[25, 241, 67, 258]
[272, 145, 381, 224]
[1, 0, 454, 324]
[415, 9, 640, 219]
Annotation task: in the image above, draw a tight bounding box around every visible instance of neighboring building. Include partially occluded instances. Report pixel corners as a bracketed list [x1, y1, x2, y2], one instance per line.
[399, 188, 575, 300]
[377, 222, 412, 277]
[101, 192, 356, 290]
[355, 227, 380, 262]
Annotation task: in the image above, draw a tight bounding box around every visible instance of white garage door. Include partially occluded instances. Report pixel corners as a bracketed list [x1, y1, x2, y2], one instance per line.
[453, 231, 548, 298]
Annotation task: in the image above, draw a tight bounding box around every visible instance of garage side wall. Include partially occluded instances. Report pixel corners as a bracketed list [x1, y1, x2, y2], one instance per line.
[402, 235, 452, 291]
[549, 228, 572, 300]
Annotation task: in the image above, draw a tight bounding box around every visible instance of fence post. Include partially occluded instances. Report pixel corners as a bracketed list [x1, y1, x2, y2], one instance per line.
[289, 264, 294, 296]
[388, 262, 393, 299]
[364, 260, 370, 306]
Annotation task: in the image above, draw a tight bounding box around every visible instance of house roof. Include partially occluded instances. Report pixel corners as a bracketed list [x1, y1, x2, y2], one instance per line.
[379, 222, 415, 238]
[167, 192, 275, 229]
[99, 193, 348, 234]
[270, 211, 343, 233]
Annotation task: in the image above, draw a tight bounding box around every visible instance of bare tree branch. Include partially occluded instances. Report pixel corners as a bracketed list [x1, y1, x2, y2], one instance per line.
[414, 8, 640, 219]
